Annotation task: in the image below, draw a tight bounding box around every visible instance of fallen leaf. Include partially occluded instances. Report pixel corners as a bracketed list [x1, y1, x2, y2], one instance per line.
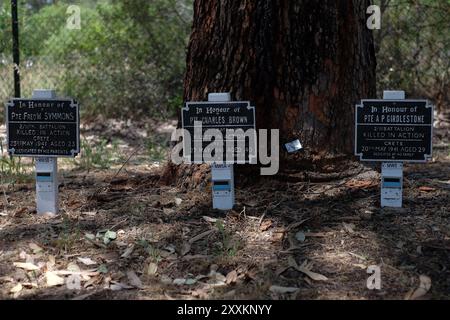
[223, 290, 237, 298]
[419, 186, 436, 192]
[101, 250, 121, 262]
[417, 246, 423, 255]
[85, 233, 96, 241]
[175, 198, 183, 206]
[77, 257, 97, 266]
[148, 263, 158, 276]
[52, 270, 99, 277]
[210, 264, 218, 272]
[71, 292, 98, 300]
[13, 207, 28, 217]
[163, 208, 175, 215]
[190, 229, 215, 244]
[103, 231, 117, 245]
[0, 276, 14, 283]
[173, 278, 187, 286]
[82, 212, 97, 217]
[46, 272, 65, 287]
[116, 241, 128, 247]
[181, 242, 191, 256]
[348, 252, 367, 261]
[342, 223, 355, 234]
[19, 251, 28, 261]
[22, 282, 38, 289]
[271, 230, 285, 242]
[83, 277, 98, 289]
[185, 279, 197, 285]
[110, 284, 123, 291]
[160, 250, 177, 259]
[127, 271, 143, 289]
[47, 255, 56, 270]
[304, 232, 328, 238]
[208, 270, 226, 286]
[286, 219, 311, 232]
[13, 262, 40, 271]
[226, 270, 238, 284]
[203, 216, 218, 223]
[10, 283, 23, 294]
[110, 282, 133, 291]
[160, 275, 173, 285]
[191, 288, 210, 299]
[406, 275, 432, 300]
[164, 245, 176, 254]
[299, 262, 328, 281]
[295, 232, 306, 242]
[269, 285, 299, 294]
[345, 180, 376, 189]
[97, 265, 108, 274]
[288, 257, 328, 281]
[67, 263, 81, 273]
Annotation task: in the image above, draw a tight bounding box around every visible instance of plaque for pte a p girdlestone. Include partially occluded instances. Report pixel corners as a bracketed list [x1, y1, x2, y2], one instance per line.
[6, 98, 80, 158]
[355, 100, 433, 163]
[181, 101, 257, 164]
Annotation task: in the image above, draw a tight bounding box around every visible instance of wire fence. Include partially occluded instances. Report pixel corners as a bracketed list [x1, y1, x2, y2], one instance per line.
[0, 0, 193, 120]
[374, 0, 450, 121]
[1, 1, 449, 121]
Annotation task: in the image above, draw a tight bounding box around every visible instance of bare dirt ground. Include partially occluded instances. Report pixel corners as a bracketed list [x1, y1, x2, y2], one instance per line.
[0, 120, 449, 300]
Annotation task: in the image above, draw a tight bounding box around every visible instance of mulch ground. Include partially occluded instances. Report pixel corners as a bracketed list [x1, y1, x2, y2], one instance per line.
[0, 124, 449, 300]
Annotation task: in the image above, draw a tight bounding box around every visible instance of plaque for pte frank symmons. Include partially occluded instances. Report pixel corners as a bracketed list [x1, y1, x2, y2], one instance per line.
[355, 100, 433, 162]
[182, 101, 257, 164]
[6, 98, 80, 157]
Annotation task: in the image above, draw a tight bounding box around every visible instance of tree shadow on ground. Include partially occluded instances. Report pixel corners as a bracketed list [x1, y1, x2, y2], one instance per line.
[1, 160, 449, 300]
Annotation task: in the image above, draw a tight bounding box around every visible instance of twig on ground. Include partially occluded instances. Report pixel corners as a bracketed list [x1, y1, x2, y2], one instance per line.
[304, 167, 370, 195]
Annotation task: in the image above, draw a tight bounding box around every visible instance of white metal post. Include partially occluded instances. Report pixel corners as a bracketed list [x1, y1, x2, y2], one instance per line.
[208, 93, 235, 210]
[381, 90, 405, 208]
[33, 90, 59, 215]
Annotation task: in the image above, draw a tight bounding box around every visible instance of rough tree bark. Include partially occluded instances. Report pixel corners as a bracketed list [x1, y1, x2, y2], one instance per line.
[163, 0, 377, 187]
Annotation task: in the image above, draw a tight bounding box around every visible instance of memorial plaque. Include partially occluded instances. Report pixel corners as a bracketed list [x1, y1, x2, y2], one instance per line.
[355, 100, 433, 162]
[182, 101, 256, 164]
[6, 98, 80, 157]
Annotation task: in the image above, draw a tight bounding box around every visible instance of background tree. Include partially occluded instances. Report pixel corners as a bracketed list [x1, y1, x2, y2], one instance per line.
[183, 0, 377, 169]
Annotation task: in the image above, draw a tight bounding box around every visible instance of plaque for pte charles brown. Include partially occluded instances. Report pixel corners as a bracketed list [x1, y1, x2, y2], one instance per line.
[355, 100, 433, 163]
[181, 101, 256, 164]
[6, 98, 80, 158]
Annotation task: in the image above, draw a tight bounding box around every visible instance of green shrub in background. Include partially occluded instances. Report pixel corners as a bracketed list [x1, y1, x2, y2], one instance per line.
[374, 0, 450, 113]
[0, 0, 193, 120]
[1, 0, 448, 120]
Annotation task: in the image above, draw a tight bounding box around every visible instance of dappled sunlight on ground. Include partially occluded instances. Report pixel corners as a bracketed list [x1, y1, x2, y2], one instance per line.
[0, 124, 449, 300]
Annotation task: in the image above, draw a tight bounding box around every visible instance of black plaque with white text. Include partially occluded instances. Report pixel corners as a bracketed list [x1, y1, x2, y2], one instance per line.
[181, 101, 256, 164]
[6, 99, 80, 157]
[355, 100, 433, 162]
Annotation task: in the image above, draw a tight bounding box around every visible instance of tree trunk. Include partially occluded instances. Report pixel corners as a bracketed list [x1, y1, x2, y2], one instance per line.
[163, 0, 377, 186]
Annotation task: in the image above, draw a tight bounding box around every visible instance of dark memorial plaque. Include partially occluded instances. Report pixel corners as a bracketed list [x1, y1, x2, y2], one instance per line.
[6, 99, 80, 157]
[355, 100, 433, 162]
[182, 102, 256, 164]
